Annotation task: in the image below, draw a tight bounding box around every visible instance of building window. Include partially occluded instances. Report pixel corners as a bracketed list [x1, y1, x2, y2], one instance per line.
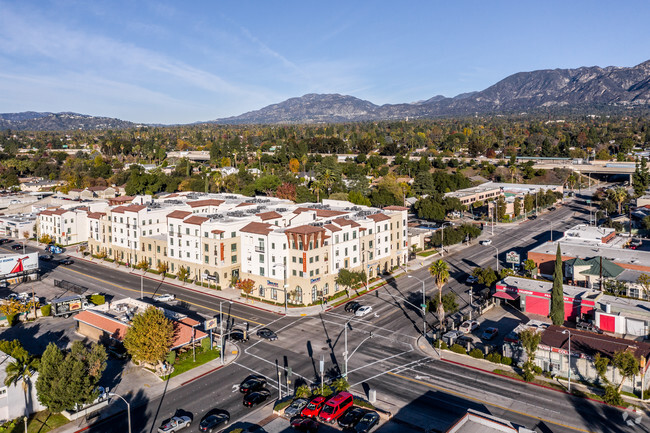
[259, 285, 265, 297]
[260, 267, 265, 276]
[295, 287, 303, 303]
[259, 254, 264, 263]
[231, 255, 237, 263]
[312, 285, 318, 302]
[324, 283, 329, 295]
[205, 255, 209, 264]
[271, 288, 277, 300]
[231, 244, 237, 252]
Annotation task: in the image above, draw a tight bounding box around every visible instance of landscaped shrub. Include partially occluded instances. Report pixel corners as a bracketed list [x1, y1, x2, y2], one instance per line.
[485, 352, 502, 364]
[436, 340, 448, 350]
[533, 365, 543, 375]
[469, 348, 484, 359]
[90, 294, 105, 305]
[6, 314, 17, 327]
[603, 385, 624, 406]
[352, 397, 376, 409]
[501, 356, 512, 366]
[201, 337, 212, 351]
[450, 344, 467, 355]
[166, 350, 176, 365]
[40, 304, 51, 317]
[273, 397, 294, 412]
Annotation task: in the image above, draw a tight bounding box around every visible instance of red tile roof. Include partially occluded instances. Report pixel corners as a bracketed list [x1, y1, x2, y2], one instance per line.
[293, 207, 348, 218]
[172, 321, 207, 349]
[184, 215, 209, 225]
[285, 225, 326, 235]
[384, 205, 409, 211]
[123, 205, 146, 213]
[167, 210, 192, 220]
[332, 217, 360, 228]
[211, 229, 225, 234]
[110, 196, 134, 202]
[324, 224, 341, 232]
[368, 213, 391, 222]
[236, 202, 256, 207]
[87, 212, 106, 220]
[256, 211, 281, 221]
[187, 199, 225, 208]
[74, 310, 128, 341]
[240, 221, 274, 235]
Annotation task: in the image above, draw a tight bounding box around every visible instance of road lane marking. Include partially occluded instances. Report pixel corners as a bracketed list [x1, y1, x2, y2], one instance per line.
[387, 371, 595, 433]
[59, 267, 265, 325]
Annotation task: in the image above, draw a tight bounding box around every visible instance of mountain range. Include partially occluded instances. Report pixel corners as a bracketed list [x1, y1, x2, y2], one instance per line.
[2, 60, 650, 130]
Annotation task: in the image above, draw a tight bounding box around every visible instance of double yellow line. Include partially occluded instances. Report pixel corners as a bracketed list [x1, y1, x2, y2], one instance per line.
[388, 371, 595, 433]
[63, 267, 264, 325]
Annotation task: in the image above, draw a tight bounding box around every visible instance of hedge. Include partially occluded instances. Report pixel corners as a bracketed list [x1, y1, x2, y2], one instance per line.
[353, 397, 376, 409]
[469, 348, 484, 359]
[501, 356, 512, 366]
[90, 294, 105, 305]
[485, 352, 502, 364]
[450, 344, 467, 355]
[40, 304, 51, 317]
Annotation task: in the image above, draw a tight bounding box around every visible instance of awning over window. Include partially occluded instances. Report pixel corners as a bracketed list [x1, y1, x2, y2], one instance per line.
[493, 291, 520, 301]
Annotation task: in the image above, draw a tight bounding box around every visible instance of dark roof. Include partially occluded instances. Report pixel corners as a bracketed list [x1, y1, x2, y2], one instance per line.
[541, 325, 650, 360]
[580, 257, 624, 278]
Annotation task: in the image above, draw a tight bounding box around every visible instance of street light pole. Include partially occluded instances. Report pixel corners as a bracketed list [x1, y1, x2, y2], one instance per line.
[440, 222, 452, 257]
[408, 275, 427, 339]
[483, 244, 499, 272]
[219, 300, 232, 364]
[140, 273, 143, 299]
[108, 392, 131, 433]
[562, 329, 572, 393]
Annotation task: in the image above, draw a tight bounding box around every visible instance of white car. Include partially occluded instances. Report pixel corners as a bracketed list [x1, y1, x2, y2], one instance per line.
[355, 305, 373, 317]
[153, 293, 175, 302]
[480, 239, 492, 246]
[158, 415, 191, 433]
[459, 320, 480, 334]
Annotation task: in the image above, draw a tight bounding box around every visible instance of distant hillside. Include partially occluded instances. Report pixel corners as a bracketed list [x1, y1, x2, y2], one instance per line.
[0, 112, 138, 131]
[212, 60, 650, 124]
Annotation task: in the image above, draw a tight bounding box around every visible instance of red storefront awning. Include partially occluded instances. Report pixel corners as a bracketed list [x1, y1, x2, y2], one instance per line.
[493, 291, 520, 301]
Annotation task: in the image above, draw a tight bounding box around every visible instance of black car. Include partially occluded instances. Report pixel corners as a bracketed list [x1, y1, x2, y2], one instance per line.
[354, 411, 380, 433]
[239, 374, 266, 393]
[198, 412, 229, 433]
[338, 407, 368, 429]
[291, 417, 319, 433]
[59, 258, 74, 265]
[10, 244, 22, 250]
[39, 254, 53, 261]
[229, 329, 248, 342]
[344, 301, 361, 313]
[242, 389, 270, 407]
[0, 239, 10, 244]
[528, 215, 538, 220]
[256, 328, 278, 341]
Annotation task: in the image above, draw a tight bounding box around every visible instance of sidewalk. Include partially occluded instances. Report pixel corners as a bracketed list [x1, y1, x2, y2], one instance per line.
[51, 348, 240, 433]
[416, 335, 649, 412]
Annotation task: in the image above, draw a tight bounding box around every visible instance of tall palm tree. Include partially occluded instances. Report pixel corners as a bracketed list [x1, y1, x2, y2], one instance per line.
[608, 187, 628, 214]
[310, 180, 323, 203]
[4, 354, 39, 417]
[428, 260, 450, 330]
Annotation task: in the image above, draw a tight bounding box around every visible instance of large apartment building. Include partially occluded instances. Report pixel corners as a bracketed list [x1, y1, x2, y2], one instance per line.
[39, 193, 408, 306]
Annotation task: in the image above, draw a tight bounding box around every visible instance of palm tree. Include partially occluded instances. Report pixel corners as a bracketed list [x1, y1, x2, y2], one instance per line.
[319, 169, 335, 195]
[4, 354, 39, 419]
[310, 180, 323, 202]
[428, 260, 450, 330]
[608, 187, 628, 214]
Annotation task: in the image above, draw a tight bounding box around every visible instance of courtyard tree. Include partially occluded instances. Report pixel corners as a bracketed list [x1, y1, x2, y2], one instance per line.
[123, 307, 174, 367]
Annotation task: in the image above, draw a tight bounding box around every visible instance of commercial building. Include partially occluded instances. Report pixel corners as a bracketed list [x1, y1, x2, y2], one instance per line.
[503, 323, 650, 393]
[0, 214, 37, 239]
[446, 409, 534, 433]
[39, 193, 409, 306]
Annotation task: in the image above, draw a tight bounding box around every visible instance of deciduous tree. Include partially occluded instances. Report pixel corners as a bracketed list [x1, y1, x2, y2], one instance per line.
[123, 307, 174, 367]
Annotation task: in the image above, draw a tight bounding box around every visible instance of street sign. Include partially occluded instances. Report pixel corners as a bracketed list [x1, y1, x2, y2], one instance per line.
[506, 251, 520, 264]
[204, 318, 218, 330]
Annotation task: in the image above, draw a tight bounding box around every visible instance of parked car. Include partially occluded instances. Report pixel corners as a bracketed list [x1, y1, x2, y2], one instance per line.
[481, 327, 499, 340]
[198, 412, 229, 433]
[338, 407, 368, 429]
[354, 411, 380, 433]
[355, 306, 373, 317]
[10, 244, 22, 250]
[0, 239, 10, 244]
[285, 398, 310, 418]
[229, 329, 248, 342]
[301, 396, 327, 418]
[459, 320, 480, 334]
[528, 215, 538, 220]
[629, 239, 642, 250]
[442, 330, 464, 346]
[256, 328, 278, 341]
[39, 254, 54, 261]
[344, 301, 361, 313]
[290, 417, 319, 433]
[318, 391, 354, 423]
[242, 389, 271, 407]
[59, 257, 74, 265]
[157, 416, 191, 433]
[466, 275, 478, 284]
[153, 293, 175, 302]
[239, 374, 266, 393]
[479, 239, 492, 246]
[576, 320, 603, 334]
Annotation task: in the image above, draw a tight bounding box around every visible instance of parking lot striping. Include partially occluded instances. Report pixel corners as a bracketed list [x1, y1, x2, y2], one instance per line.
[387, 372, 595, 433]
[59, 266, 266, 325]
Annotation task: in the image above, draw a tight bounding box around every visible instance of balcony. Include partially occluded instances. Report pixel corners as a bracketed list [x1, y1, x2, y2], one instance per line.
[255, 246, 265, 253]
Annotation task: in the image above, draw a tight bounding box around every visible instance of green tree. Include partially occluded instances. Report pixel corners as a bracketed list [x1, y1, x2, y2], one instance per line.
[513, 197, 521, 218]
[332, 377, 350, 393]
[637, 274, 650, 300]
[236, 278, 255, 300]
[427, 292, 458, 315]
[4, 349, 39, 419]
[612, 350, 640, 393]
[123, 307, 174, 366]
[336, 269, 356, 297]
[523, 259, 537, 277]
[295, 384, 312, 399]
[496, 196, 507, 221]
[550, 244, 565, 325]
[607, 187, 628, 215]
[472, 267, 498, 288]
[176, 266, 190, 281]
[632, 157, 649, 197]
[429, 260, 450, 329]
[519, 328, 542, 381]
[35, 342, 106, 413]
[523, 193, 534, 215]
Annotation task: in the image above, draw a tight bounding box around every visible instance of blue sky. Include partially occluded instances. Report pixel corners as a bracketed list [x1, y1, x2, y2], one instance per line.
[0, 0, 648, 124]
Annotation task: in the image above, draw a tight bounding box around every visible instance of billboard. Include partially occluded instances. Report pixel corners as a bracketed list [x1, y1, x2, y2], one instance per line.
[0, 252, 38, 276]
